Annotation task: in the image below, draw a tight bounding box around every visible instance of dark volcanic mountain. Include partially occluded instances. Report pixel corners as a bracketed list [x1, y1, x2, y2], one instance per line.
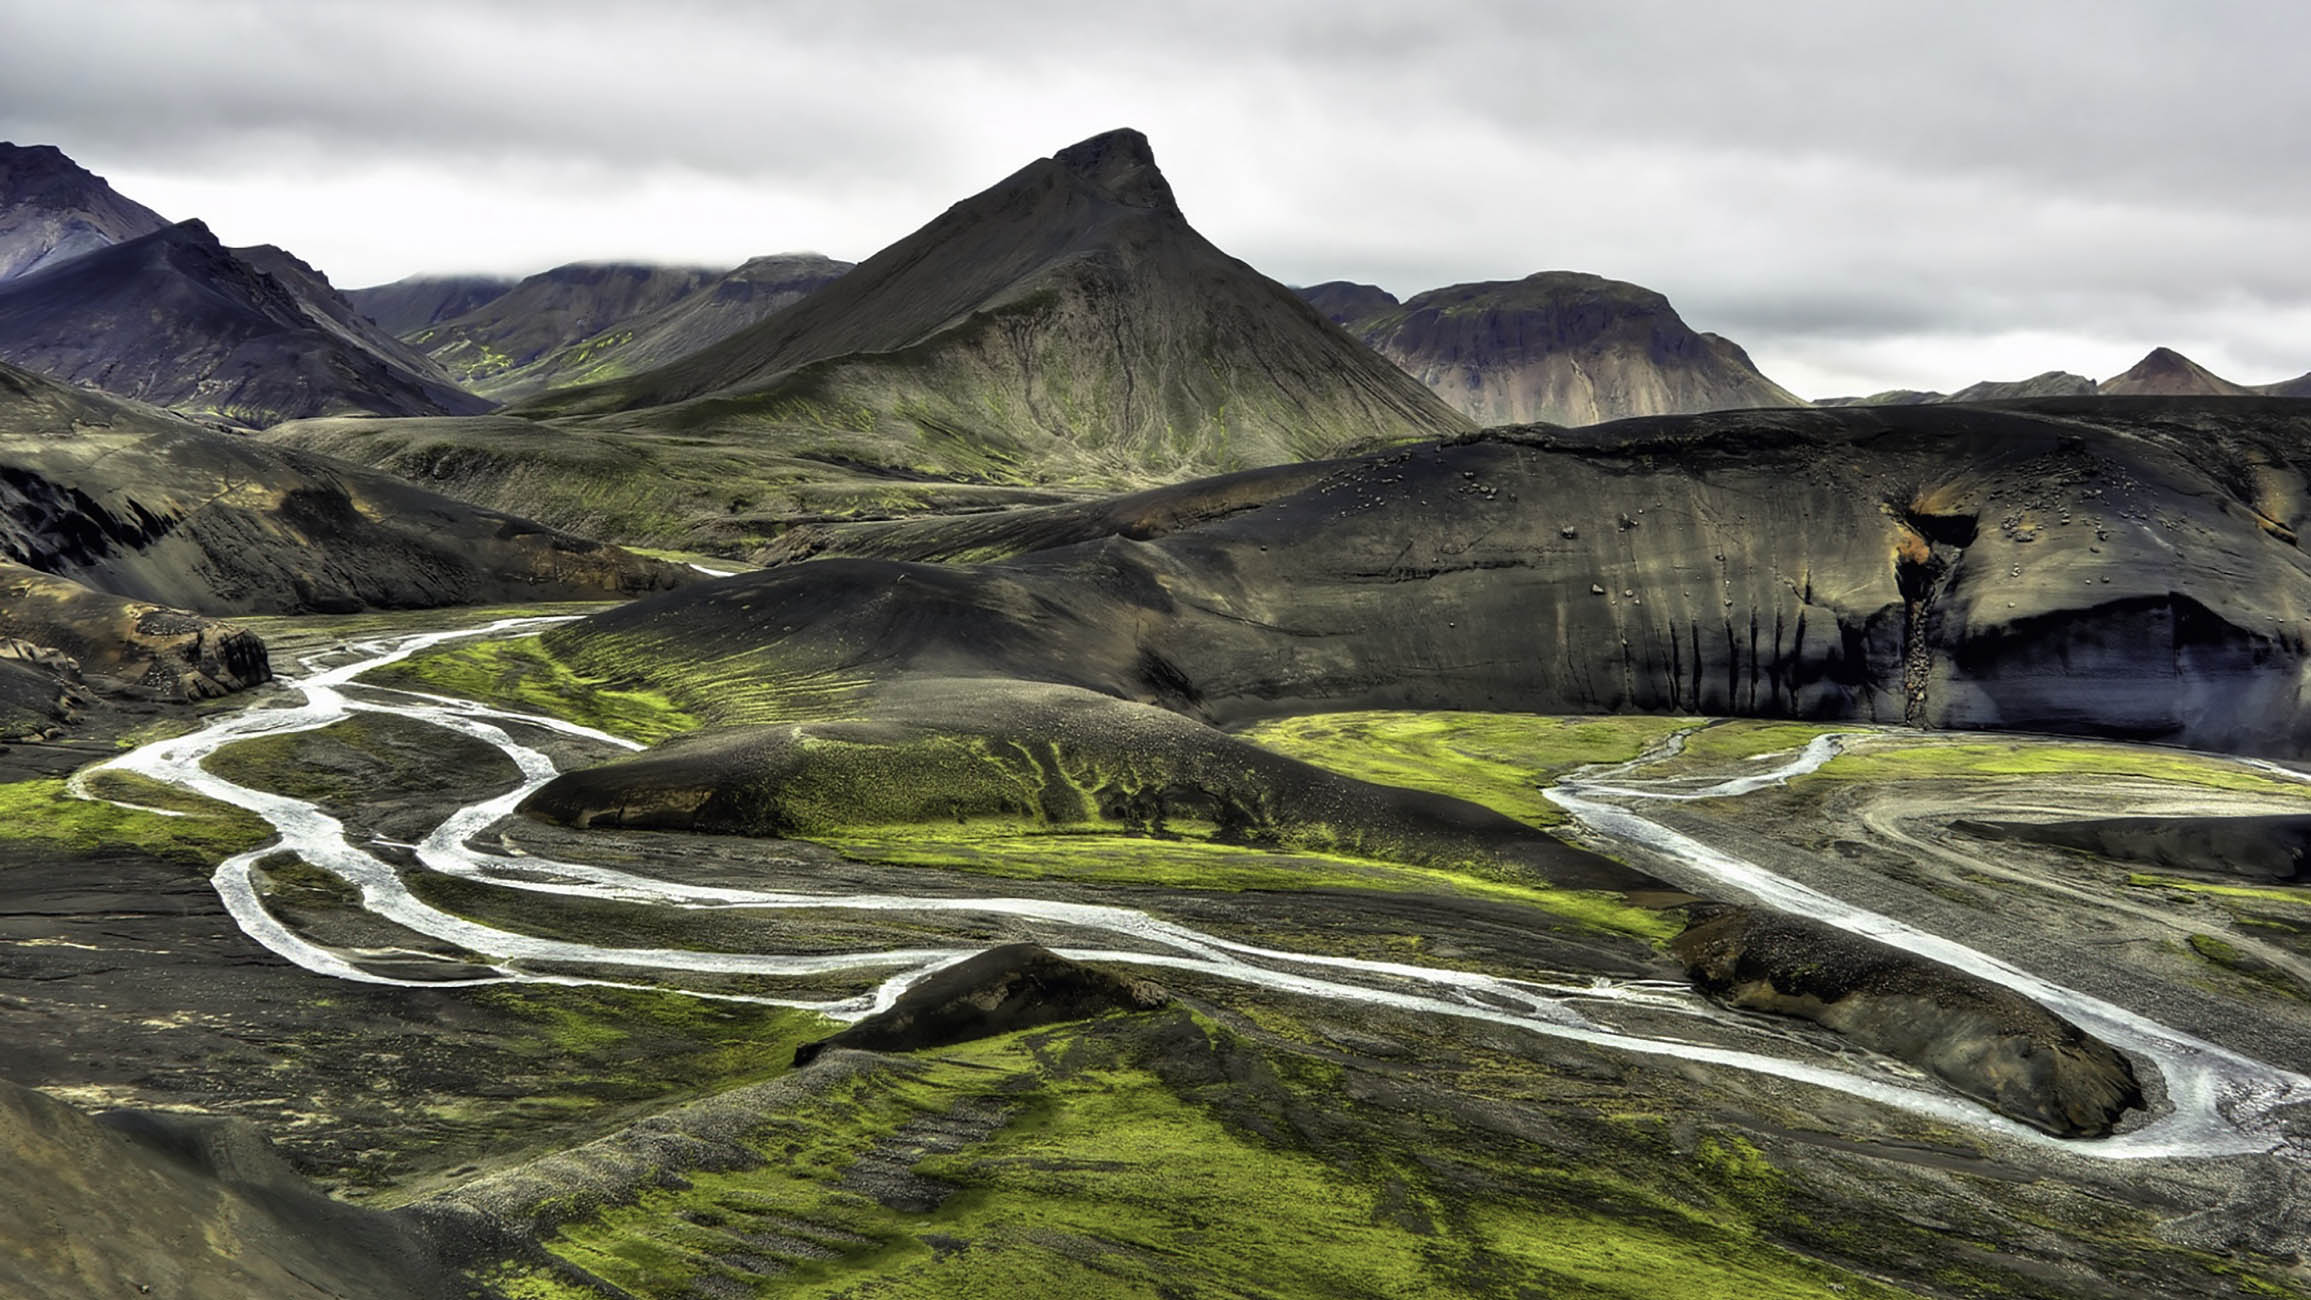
[2100, 347, 2252, 397]
[404, 261, 721, 400]
[0, 220, 490, 426]
[1327, 271, 1807, 426]
[1946, 370, 2100, 402]
[2267, 371, 2311, 398]
[345, 273, 518, 336]
[0, 142, 170, 282]
[543, 397, 2311, 759]
[0, 359, 680, 616]
[1297, 280, 1399, 324]
[516, 129, 1471, 482]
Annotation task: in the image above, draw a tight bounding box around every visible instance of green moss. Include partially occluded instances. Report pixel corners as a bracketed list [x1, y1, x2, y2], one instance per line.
[364, 636, 701, 743]
[0, 776, 270, 863]
[1810, 739, 2311, 798]
[492, 1019, 1907, 1300]
[832, 828, 1679, 942]
[2127, 873, 2311, 908]
[1239, 711, 1696, 828]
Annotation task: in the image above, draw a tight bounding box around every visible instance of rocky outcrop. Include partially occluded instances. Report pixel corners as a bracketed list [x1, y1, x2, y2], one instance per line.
[1330, 271, 1806, 426]
[1672, 906, 2144, 1137]
[0, 560, 268, 707]
[793, 944, 1169, 1066]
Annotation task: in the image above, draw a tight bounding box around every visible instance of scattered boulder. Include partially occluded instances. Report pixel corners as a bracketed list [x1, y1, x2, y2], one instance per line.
[793, 943, 1169, 1066]
[1672, 906, 2144, 1137]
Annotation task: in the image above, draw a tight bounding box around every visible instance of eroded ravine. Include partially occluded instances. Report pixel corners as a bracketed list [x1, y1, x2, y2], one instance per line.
[77, 617, 2311, 1160]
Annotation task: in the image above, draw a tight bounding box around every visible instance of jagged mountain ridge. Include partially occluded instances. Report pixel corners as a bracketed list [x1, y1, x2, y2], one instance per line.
[0, 142, 170, 282]
[1304, 271, 1808, 427]
[513, 128, 1472, 485]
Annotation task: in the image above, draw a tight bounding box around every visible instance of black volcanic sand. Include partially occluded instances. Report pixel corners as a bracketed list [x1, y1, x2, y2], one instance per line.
[11, 691, 2311, 1294]
[1960, 812, 2311, 882]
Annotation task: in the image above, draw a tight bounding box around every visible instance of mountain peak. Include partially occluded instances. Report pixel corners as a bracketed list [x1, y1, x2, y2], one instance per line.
[1052, 128, 1175, 211]
[2102, 346, 2248, 397]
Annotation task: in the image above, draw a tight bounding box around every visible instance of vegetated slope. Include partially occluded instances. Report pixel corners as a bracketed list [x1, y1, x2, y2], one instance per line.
[0, 220, 491, 426]
[0, 360, 684, 615]
[344, 273, 518, 336]
[516, 128, 1472, 487]
[547, 398, 2311, 757]
[1325, 271, 1807, 426]
[2100, 346, 2254, 397]
[496, 252, 854, 397]
[403, 261, 720, 400]
[0, 142, 170, 282]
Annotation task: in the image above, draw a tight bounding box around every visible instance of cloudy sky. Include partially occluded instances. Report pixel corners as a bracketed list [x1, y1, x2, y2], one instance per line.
[4, 0, 2306, 397]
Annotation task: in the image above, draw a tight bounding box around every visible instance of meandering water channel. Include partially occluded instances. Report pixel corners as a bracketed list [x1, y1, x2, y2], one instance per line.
[77, 616, 2311, 1160]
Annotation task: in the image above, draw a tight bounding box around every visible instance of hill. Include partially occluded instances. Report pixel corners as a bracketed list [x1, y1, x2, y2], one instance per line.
[402, 261, 721, 400]
[2100, 346, 2253, 396]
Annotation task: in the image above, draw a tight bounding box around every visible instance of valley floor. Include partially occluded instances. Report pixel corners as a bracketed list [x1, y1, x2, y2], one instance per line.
[7, 607, 2311, 1297]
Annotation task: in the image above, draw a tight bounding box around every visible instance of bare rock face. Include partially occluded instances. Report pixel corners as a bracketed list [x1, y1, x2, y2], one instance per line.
[1673, 906, 2144, 1137]
[792, 944, 1169, 1066]
[0, 561, 269, 707]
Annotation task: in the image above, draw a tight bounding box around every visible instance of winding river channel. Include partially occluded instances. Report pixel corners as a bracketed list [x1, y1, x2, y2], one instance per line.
[76, 616, 2311, 1161]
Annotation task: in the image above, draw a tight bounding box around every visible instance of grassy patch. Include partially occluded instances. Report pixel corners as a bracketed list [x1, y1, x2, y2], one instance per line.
[0, 775, 270, 863]
[1239, 711, 1696, 827]
[364, 636, 700, 743]
[491, 1018, 1908, 1300]
[1808, 738, 2311, 798]
[2126, 873, 2311, 908]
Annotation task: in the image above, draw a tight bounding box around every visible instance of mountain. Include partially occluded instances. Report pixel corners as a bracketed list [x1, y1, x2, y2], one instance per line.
[1944, 370, 2100, 402]
[0, 359, 682, 617]
[0, 142, 170, 282]
[1814, 389, 1946, 407]
[1297, 280, 1399, 324]
[1325, 271, 1808, 426]
[2265, 372, 2311, 398]
[403, 261, 721, 400]
[344, 272, 518, 335]
[2099, 347, 2252, 397]
[0, 220, 491, 426]
[515, 128, 1472, 482]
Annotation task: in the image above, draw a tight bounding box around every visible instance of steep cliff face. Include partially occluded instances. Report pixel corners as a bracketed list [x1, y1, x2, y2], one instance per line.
[515, 129, 1472, 487]
[1335, 272, 1807, 427]
[0, 142, 170, 282]
[547, 398, 2311, 757]
[0, 221, 489, 425]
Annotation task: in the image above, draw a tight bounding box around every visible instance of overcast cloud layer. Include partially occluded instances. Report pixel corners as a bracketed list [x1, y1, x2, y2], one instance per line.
[4, 0, 2305, 397]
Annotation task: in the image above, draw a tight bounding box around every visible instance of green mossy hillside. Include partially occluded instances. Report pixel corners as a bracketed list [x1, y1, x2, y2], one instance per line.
[0, 775, 270, 863]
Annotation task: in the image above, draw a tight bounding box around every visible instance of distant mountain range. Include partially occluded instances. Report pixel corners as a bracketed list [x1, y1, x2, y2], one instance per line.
[1298, 272, 1806, 426]
[1821, 348, 2310, 406]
